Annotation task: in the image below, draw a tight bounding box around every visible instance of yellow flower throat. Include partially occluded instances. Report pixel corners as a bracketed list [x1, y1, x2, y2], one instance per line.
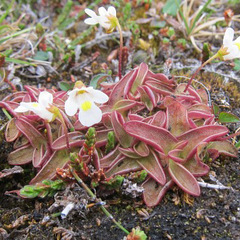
[81, 101, 92, 111]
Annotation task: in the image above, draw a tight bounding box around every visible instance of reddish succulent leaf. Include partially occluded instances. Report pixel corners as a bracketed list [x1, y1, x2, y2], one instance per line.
[108, 70, 136, 106]
[133, 141, 149, 157]
[13, 135, 29, 149]
[30, 149, 70, 184]
[32, 144, 45, 168]
[177, 125, 229, 160]
[113, 99, 137, 112]
[0, 101, 19, 118]
[146, 80, 174, 96]
[166, 99, 191, 136]
[188, 111, 212, 119]
[197, 89, 208, 104]
[130, 62, 148, 94]
[186, 86, 202, 102]
[52, 130, 108, 150]
[207, 141, 238, 158]
[51, 132, 84, 150]
[111, 111, 133, 148]
[95, 129, 109, 146]
[15, 117, 45, 148]
[92, 149, 100, 170]
[105, 157, 142, 178]
[184, 157, 209, 177]
[128, 114, 144, 121]
[188, 103, 212, 113]
[8, 144, 33, 165]
[24, 85, 39, 100]
[2, 91, 26, 101]
[146, 70, 174, 85]
[138, 85, 156, 111]
[168, 159, 200, 196]
[5, 118, 20, 142]
[182, 143, 210, 176]
[142, 177, 174, 207]
[124, 121, 178, 154]
[100, 146, 121, 168]
[150, 111, 166, 128]
[102, 113, 112, 128]
[118, 147, 140, 158]
[137, 150, 166, 185]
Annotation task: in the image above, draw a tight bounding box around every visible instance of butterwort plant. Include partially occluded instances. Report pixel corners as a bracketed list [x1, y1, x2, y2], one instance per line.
[0, 5, 238, 210]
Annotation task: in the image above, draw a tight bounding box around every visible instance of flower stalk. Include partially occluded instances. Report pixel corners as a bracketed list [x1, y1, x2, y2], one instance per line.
[184, 53, 219, 92]
[116, 20, 123, 79]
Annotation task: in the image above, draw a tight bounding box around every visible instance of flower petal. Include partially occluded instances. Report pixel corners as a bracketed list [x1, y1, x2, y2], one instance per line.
[14, 104, 29, 112]
[88, 88, 109, 104]
[19, 102, 53, 121]
[65, 95, 79, 116]
[223, 45, 239, 60]
[108, 6, 116, 17]
[223, 28, 234, 47]
[84, 18, 98, 25]
[79, 102, 102, 127]
[98, 7, 107, 17]
[38, 91, 53, 107]
[85, 8, 97, 18]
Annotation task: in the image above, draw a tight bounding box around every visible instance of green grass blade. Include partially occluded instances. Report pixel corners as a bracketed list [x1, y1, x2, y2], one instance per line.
[0, 0, 15, 25]
[0, 27, 33, 45]
[174, 0, 190, 35]
[188, 0, 212, 35]
[5, 57, 36, 66]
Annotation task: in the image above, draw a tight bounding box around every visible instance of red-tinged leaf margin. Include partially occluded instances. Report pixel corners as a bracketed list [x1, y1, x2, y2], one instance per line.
[111, 111, 133, 148]
[142, 177, 174, 207]
[124, 120, 178, 154]
[105, 157, 142, 178]
[30, 149, 70, 184]
[137, 150, 166, 185]
[130, 62, 149, 94]
[15, 117, 46, 148]
[5, 118, 20, 142]
[8, 144, 34, 165]
[168, 159, 200, 196]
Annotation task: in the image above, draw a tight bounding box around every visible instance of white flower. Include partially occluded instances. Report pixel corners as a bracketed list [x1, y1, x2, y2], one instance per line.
[65, 86, 109, 127]
[221, 28, 240, 60]
[15, 91, 54, 122]
[84, 6, 117, 31]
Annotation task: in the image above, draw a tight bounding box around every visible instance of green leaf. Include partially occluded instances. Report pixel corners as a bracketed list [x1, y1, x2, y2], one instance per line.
[162, 0, 180, 16]
[235, 141, 240, 149]
[212, 103, 220, 116]
[5, 57, 36, 66]
[233, 59, 240, 71]
[55, 0, 73, 27]
[218, 112, 240, 123]
[89, 74, 109, 89]
[33, 51, 49, 61]
[58, 82, 74, 91]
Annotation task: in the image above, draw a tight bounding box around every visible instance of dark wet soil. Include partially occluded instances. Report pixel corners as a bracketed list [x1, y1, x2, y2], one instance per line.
[0, 153, 240, 240]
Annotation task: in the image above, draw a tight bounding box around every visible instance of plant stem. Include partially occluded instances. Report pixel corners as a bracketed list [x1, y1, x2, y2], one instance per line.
[2, 108, 12, 120]
[70, 167, 129, 235]
[184, 53, 219, 92]
[116, 21, 123, 80]
[58, 112, 70, 150]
